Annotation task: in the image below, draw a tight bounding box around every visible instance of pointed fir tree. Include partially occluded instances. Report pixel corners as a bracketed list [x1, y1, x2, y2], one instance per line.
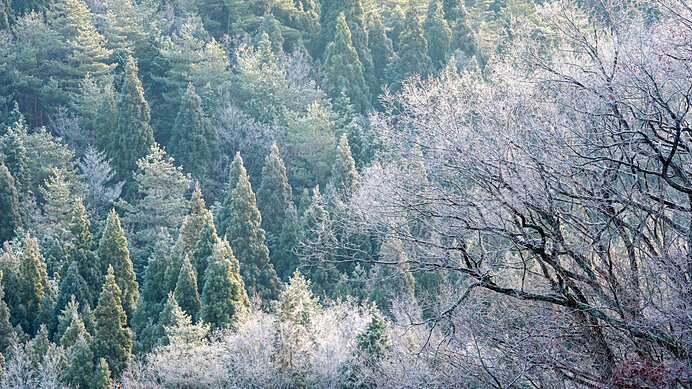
[356, 303, 390, 362]
[368, 236, 416, 317]
[387, 2, 434, 89]
[55, 262, 91, 321]
[450, 4, 479, 60]
[174, 254, 200, 320]
[276, 203, 300, 281]
[59, 307, 91, 348]
[92, 265, 132, 376]
[113, 56, 154, 185]
[255, 10, 284, 54]
[18, 233, 49, 335]
[65, 199, 101, 308]
[55, 295, 82, 343]
[367, 12, 394, 89]
[200, 239, 249, 329]
[0, 270, 14, 354]
[331, 133, 360, 198]
[216, 152, 246, 238]
[257, 142, 293, 250]
[33, 290, 56, 337]
[424, 0, 452, 69]
[64, 334, 94, 388]
[98, 209, 138, 322]
[0, 164, 22, 244]
[91, 357, 114, 389]
[0, 121, 29, 194]
[224, 155, 281, 302]
[192, 213, 219, 293]
[169, 83, 217, 178]
[324, 13, 371, 113]
[94, 83, 118, 155]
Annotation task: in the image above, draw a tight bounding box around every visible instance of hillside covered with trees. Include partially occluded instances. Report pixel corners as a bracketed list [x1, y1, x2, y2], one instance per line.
[0, 0, 691, 387]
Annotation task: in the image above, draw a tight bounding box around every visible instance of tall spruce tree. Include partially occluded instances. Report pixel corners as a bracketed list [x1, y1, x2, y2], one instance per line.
[98, 209, 138, 322]
[0, 121, 29, 194]
[324, 13, 371, 113]
[174, 254, 200, 320]
[169, 83, 217, 178]
[224, 154, 281, 301]
[276, 203, 300, 281]
[192, 213, 219, 293]
[424, 0, 452, 68]
[257, 142, 293, 250]
[216, 152, 248, 238]
[0, 163, 22, 244]
[331, 133, 360, 197]
[0, 270, 14, 354]
[92, 265, 132, 376]
[66, 199, 101, 307]
[367, 12, 394, 89]
[113, 56, 154, 185]
[18, 233, 50, 335]
[387, 2, 434, 89]
[92, 358, 114, 389]
[55, 262, 91, 319]
[200, 239, 249, 329]
[450, 4, 479, 61]
[59, 308, 91, 348]
[64, 334, 94, 388]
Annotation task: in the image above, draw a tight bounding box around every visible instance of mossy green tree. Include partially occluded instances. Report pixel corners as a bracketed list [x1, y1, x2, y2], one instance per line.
[65, 199, 101, 307]
[257, 142, 293, 251]
[223, 153, 281, 301]
[55, 263, 91, 322]
[200, 239, 249, 329]
[92, 265, 132, 376]
[0, 270, 14, 354]
[424, 0, 452, 68]
[98, 209, 138, 322]
[275, 203, 300, 281]
[92, 357, 114, 389]
[174, 254, 200, 320]
[17, 233, 50, 335]
[0, 164, 22, 244]
[59, 307, 91, 348]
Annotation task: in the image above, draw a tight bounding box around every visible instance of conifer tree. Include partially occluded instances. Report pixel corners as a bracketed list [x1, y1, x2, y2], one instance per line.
[192, 213, 219, 292]
[55, 295, 82, 343]
[18, 233, 49, 335]
[94, 83, 118, 155]
[0, 270, 14, 354]
[0, 164, 22, 244]
[442, 0, 461, 22]
[114, 56, 154, 184]
[424, 0, 452, 68]
[331, 133, 360, 197]
[55, 263, 91, 319]
[450, 4, 479, 61]
[92, 265, 132, 376]
[324, 13, 371, 113]
[154, 292, 180, 347]
[368, 236, 416, 316]
[64, 334, 94, 388]
[216, 152, 247, 238]
[276, 203, 300, 281]
[388, 6, 406, 51]
[255, 11, 284, 54]
[0, 121, 28, 194]
[356, 303, 390, 362]
[169, 83, 217, 178]
[98, 209, 138, 321]
[92, 358, 114, 389]
[367, 12, 394, 88]
[59, 307, 91, 349]
[224, 154, 281, 301]
[387, 3, 434, 89]
[200, 239, 249, 329]
[257, 142, 293, 248]
[66, 199, 101, 307]
[174, 254, 200, 320]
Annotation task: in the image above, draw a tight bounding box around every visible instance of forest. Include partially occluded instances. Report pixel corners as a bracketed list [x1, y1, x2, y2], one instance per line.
[0, 0, 690, 387]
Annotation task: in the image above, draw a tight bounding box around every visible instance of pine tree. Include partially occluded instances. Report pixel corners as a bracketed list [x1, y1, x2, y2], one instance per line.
[331, 134, 360, 197]
[59, 308, 91, 348]
[94, 83, 118, 155]
[98, 209, 138, 322]
[257, 142, 293, 250]
[55, 262, 91, 319]
[0, 121, 29, 194]
[174, 254, 200, 320]
[324, 13, 371, 113]
[65, 199, 101, 307]
[276, 202, 300, 281]
[216, 152, 247, 238]
[64, 334, 94, 388]
[450, 4, 479, 61]
[356, 303, 390, 362]
[92, 266, 132, 376]
[367, 12, 394, 88]
[0, 164, 22, 244]
[55, 294, 83, 343]
[387, 3, 434, 89]
[192, 213, 219, 292]
[255, 11, 284, 54]
[169, 83, 217, 178]
[113, 56, 154, 184]
[388, 6, 406, 52]
[424, 0, 452, 68]
[0, 270, 14, 354]
[224, 154, 281, 301]
[200, 239, 249, 329]
[91, 358, 114, 389]
[18, 233, 49, 335]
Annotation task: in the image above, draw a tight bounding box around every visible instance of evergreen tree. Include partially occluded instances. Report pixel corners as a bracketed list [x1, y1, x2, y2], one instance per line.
[199, 239, 249, 329]
[450, 4, 479, 61]
[169, 83, 217, 178]
[0, 270, 14, 354]
[192, 213, 219, 292]
[367, 12, 394, 88]
[368, 236, 416, 317]
[98, 209, 138, 321]
[388, 6, 406, 52]
[55, 294, 83, 343]
[39, 169, 75, 241]
[424, 0, 453, 68]
[113, 56, 154, 185]
[0, 121, 29, 194]
[276, 203, 300, 281]
[331, 133, 360, 197]
[356, 303, 390, 362]
[257, 142, 293, 250]
[255, 11, 284, 54]
[0, 164, 22, 244]
[91, 358, 114, 389]
[65, 199, 101, 307]
[55, 262, 91, 318]
[224, 154, 281, 301]
[324, 13, 371, 113]
[216, 152, 247, 238]
[59, 307, 91, 349]
[64, 334, 94, 388]
[18, 233, 49, 335]
[92, 266, 132, 376]
[174, 254, 200, 320]
[94, 83, 118, 155]
[79, 145, 124, 214]
[387, 3, 434, 89]
[442, 0, 461, 22]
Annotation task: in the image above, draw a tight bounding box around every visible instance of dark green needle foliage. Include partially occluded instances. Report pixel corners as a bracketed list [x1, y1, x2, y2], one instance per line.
[257, 142, 293, 250]
[174, 254, 200, 320]
[387, 2, 434, 89]
[200, 239, 249, 329]
[192, 213, 219, 292]
[92, 358, 114, 389]
[424, 0, 452, 68]
[0, 163, 22, 244]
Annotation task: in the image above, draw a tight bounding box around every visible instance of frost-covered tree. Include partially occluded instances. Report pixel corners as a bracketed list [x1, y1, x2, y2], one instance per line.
[79, 146, 123, 214]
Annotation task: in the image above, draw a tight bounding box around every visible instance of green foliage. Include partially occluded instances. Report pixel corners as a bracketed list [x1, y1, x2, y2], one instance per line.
[55, 262, 91, 319]
[174, 254, 200, 320]
[331, 133, 360, 197]
[65, 199, 101, 307]
[356, 304, 389, 361]
[0, 164, 22, 244]
[98, 209, 138, 322]
[91, 357, 114, 389]
[276, 202, 300, 281]
[450, 4, 479, 61]
[59, 307, 90, 348]
[199, 239, 249, 329]
[113, 56, 154, 185]
[169, 83, 218, 179]
[92, 265, 132, 376]
[192, 213, 219, 292]
[17, 233, 49, 335]
[324, 13, 371, 113]
[223, 153, 281, 302]
[257, 142, 293, 250]
[64, 334, 94, 388]
[0, 119, 28, 193]
[387, 3, 434, 89]
[424, 0, 452, 68]
[368, 236, 416, 317]
[367, 12, 394, 89]
[94, 83, 119, 156]
[0, 270, 14, 354]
